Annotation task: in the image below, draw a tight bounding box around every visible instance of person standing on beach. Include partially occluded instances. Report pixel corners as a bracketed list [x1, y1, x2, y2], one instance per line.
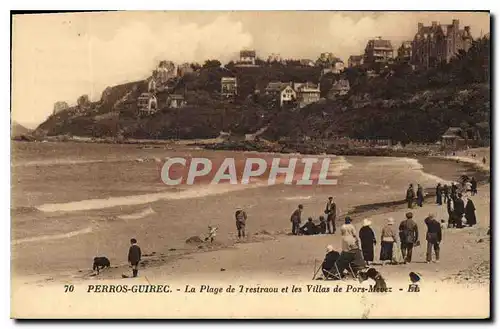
[464, 195, 477, 227]
[399, 212, 419, 264]
[128, 238, 142, 278]
[451, 183, 458, 199]
[406, 184, 415, 209]
[453, 193, 465, 228]
[290, 204, 303, 235]
[443, 184, 450, 204]
[435, 183, 443, 205]
[424, 214, 442, 263]
[446, 194, 455, 228]
[416, 184, 424, 207]
[235, 208, 247, 239]
[324, 197, 337, 234]
[380, 218, 398, 265]
[471, 177, 478, 196]
[359, 219, 376, 265]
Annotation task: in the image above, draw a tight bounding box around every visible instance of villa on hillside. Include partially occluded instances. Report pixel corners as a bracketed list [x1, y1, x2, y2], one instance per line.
[221, 77, 238, 99]
[166, 94, 187, 109]
[236, 49, 257, 66]
[328, 79, 350, 99]
[293, 82, 321, 108]
[348, 55, 364, 68]
[137, 93, 158, 115]
[265, 82, 297, 107]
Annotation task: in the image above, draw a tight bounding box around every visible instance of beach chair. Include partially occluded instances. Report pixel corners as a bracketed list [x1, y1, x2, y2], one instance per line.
[312, 258, 357, 281]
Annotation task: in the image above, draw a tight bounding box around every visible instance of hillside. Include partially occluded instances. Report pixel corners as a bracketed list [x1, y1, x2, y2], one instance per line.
[11, 121, 32, 139]
[34, 36, 490, 145]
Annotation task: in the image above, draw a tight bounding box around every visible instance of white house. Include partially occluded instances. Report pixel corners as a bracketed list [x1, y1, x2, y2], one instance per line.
[137, 93, 158, 115]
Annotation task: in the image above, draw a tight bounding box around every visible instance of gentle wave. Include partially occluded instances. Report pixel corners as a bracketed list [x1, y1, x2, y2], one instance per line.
[12, 159, 107, 167]
[36, 183, 268, 213]
[400, 158, 454, 185]
[282, 196, 312, 201]
[117, 207, 155, 220]
[12, 226, 93, 245]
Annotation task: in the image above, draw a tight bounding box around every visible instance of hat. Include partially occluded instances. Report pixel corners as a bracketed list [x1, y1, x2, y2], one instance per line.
[328, 196, 333, 200]
[308, 217, 313, 222]
[363, 218, 372, 226]
[319, 216, 325, 221]
[326, 245, 334, 252]
[406, 212, 413, 219]
[387, 217, 395, 225]
[298, 204, 303, 209]
[345, 217, 352, 224]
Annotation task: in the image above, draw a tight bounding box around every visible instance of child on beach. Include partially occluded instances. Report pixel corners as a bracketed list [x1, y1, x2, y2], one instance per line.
[128, 238, 142, 278]
[205, 226, 218, 243]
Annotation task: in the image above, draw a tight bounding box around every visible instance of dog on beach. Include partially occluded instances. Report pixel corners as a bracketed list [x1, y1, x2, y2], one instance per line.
[93, 257, 110, 274]
[358, 267, 387, 291]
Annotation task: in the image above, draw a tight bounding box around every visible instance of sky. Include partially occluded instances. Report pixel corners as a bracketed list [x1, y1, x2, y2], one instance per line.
[11, 11, 490, 128]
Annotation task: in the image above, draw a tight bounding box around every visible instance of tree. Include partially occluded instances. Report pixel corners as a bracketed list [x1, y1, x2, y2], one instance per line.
[77, 94, 90, 107]
[53, 101, 69, 114]
[203, 60, 222, 69]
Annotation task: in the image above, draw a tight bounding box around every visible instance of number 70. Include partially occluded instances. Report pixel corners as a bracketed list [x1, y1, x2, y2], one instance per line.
[64, 284, 74, 293]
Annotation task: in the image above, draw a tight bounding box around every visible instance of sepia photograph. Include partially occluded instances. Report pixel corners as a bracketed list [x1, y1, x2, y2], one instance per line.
[10, 10, 491, 319]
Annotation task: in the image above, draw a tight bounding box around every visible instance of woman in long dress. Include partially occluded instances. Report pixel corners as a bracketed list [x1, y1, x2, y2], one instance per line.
[380, 217, 398, 265]
[465, 196, 477, 227]
[359, 219, 376, 265]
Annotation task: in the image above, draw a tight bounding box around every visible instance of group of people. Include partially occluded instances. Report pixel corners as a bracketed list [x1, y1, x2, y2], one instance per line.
[405, 184, 426, 208]
[435, 179, 478, 228]
[321, 211, 444, 278]
[290, 197, 337, 236]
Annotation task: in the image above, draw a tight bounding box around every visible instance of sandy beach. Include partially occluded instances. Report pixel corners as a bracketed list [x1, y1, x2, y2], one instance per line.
[11, 145, 491, 318]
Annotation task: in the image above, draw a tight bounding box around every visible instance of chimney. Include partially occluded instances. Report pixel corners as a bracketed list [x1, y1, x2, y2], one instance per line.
[453, 19, 459, 28]
[464, 26, 471, 35]
[418, 23, 423, 31]
[432, 21, 437, 28]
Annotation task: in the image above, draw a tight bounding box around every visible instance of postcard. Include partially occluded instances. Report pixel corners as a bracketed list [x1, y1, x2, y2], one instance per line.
[10, 10, 490, 319]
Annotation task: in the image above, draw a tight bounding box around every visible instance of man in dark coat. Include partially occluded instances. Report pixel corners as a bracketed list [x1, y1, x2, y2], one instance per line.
[300, 217, 317, 235]
[436, 183, 443, 205]
[325, 197, 337, 234]
[406, 184, 415, 209]
[451, 183, 458, 199]
[416, 184, 424, 207]
[318, 216, 327, 234]
[235, 208, 247, 238]
[453, 193, 465, 228]
[399, 212, 419, 263]
[128, 238, 142, 278]
[424, 214, 442, 263]
[290, 204, 303, 235]
[471, 177, 478, 196]
[465, 196, 477, 227]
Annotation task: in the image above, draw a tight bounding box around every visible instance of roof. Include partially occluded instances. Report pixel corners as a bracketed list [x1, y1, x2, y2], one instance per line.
[168, 94, 185, 100]
[265, 82, 291, 92]
[367, 38, 393, 49]
[240, 50, 256, 57]
[442, 127, 464, 138]
[349, 55, 363, 61]
[221, 77, 237, 82]
[400, 41, 412, 48]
